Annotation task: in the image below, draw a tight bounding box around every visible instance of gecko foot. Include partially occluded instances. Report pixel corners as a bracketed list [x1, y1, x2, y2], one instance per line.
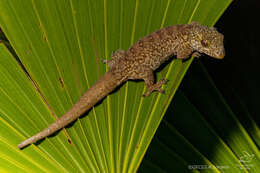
[101, 59, 109, 64]
[192, 52, 201, 58]
[143, 79, 168, 97]
[101, 59, 115, 68]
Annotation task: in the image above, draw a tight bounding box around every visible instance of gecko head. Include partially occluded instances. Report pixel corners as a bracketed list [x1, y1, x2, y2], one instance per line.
[189, 22, 225, 59]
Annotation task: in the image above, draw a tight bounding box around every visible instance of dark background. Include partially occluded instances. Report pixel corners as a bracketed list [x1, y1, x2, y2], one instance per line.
[195, 0, 259, 125]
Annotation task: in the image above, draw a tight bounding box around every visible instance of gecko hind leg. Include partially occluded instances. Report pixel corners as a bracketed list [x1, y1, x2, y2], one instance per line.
[142, 70, 168, 97]
[102, 49, 125, 68]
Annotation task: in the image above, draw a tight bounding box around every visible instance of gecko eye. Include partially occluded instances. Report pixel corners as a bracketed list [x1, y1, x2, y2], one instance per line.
[201, 39, 209, 47]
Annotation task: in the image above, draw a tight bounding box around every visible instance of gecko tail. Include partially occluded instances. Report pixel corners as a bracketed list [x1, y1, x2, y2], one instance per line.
[18, 71, 119, 149]
[18, 128, 50, 149]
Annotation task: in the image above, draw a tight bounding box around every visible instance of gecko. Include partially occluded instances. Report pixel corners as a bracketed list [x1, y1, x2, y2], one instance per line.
[18, 22, 225, 149]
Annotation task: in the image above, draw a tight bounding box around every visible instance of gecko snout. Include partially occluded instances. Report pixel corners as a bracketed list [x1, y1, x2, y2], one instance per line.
[214, 49, 225, 59]
[213, 51, 225, 59]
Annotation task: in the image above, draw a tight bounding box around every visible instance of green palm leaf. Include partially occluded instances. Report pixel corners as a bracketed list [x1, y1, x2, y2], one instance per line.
[0, 0, 232, 172]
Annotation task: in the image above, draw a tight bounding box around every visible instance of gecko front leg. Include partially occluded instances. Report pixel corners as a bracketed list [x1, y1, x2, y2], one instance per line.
[141, 69, 167, 97]
[192, 52, 201, 58]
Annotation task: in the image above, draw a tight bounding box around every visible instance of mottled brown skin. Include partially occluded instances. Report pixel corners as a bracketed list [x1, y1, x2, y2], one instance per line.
[18, 22, 225, 149]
